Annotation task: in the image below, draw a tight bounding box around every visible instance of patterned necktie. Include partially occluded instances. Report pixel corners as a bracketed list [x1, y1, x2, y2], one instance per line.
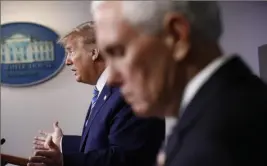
[91, 86, 99, 110]
[85, 87, 99, 127]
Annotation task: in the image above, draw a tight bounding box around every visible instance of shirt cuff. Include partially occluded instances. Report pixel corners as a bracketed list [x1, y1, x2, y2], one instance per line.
[60, 137, 63, 153]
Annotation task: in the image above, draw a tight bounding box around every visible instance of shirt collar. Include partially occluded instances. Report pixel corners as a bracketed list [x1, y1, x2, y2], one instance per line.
[95, 68, 108, 96]
[179, 55, 233, 118]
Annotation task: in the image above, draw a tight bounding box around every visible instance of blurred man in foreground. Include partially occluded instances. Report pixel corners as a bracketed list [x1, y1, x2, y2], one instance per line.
[28, 21, 165, 166]
[91, 1, 267, 166]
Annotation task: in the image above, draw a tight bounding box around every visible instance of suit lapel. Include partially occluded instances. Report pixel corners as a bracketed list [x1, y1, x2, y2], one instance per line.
[81, 104, 92, 136]
[79, 85, 112, 151]
[166, 67, 223, 164]
[166, 90, 214, 164]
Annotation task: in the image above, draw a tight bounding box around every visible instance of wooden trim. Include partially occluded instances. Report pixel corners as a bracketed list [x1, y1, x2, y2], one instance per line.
[0, 153, 29, 166]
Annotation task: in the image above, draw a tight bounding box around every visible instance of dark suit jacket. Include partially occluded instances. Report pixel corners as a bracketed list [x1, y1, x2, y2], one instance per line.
[61, 85, 165, 166]
[166, 56, 267, 166]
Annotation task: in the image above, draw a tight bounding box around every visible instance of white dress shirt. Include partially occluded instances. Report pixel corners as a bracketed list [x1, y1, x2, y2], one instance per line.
[95, 68, 108, 96]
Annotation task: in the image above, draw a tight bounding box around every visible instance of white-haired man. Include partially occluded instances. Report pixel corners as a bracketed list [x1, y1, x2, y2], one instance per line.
[91, 1, 267, 166]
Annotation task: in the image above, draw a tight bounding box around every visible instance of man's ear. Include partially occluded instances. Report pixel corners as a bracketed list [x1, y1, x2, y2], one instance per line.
[163, 12, 191, 62]
[92, 48, 100, 61]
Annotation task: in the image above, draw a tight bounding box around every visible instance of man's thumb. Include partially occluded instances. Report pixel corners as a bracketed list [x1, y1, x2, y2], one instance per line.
[53, 121, 59, 129]
[47, 136, 57, 150]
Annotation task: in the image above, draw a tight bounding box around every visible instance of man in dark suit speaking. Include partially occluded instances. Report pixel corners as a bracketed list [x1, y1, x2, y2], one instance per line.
[28, 21, 165, 166]
[91, 1, 267, 166]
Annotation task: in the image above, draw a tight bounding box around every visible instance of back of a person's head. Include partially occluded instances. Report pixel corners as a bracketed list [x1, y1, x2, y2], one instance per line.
[91, 1, 222, 41]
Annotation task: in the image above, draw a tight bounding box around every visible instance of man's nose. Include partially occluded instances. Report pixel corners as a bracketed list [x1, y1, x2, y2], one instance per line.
[65, 56, 73, 66]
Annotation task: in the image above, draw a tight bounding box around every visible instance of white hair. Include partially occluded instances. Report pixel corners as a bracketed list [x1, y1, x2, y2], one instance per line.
[91, 1, 222, 41]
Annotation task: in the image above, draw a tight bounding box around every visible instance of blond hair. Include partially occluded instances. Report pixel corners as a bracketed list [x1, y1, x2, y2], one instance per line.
[58, 21, 96, 46]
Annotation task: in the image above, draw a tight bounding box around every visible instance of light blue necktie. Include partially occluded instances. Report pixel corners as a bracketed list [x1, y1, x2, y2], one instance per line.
[85, 87, 99, 126]
[91, 86, 99, 110]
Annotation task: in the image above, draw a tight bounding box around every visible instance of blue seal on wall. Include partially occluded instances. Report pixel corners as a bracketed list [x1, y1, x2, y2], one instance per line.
[1, 22, 65, 86]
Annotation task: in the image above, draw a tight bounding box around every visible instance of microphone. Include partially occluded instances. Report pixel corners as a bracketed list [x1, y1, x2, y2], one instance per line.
[1, 138, 7, 166]
[1, 138, 6, 145]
